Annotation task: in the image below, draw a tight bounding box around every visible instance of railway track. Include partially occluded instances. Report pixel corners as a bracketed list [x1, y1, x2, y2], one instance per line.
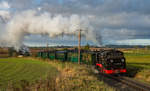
[92, 67, 150, 91]
[102, 73, 150, 91]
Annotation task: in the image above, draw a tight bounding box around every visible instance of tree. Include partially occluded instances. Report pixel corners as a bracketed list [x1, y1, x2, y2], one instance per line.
[84, 43, 90, 51]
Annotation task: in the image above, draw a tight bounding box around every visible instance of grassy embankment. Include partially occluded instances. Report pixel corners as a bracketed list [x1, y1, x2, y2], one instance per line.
[0, 58, 58, 90]
[46, 59, 115, 91]
[0, 58, 115, 91]
[124, 49, 150, 84]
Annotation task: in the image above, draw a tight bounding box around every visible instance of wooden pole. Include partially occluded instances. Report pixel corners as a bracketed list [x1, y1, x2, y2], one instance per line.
[78, 29, 81, 64]
[47, 43, 49, 52]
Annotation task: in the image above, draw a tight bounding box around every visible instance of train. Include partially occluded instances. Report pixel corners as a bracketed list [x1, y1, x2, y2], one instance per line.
[95, 50, 126, 74]
[18, 45, 30, 56]
[37, 49, 126, 75]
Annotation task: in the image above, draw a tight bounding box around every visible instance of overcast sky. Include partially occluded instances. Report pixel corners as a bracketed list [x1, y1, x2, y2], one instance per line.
[0, 0, 150, 46]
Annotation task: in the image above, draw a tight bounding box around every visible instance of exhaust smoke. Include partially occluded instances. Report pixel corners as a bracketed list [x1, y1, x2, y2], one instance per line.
[0, 10, 101, 50]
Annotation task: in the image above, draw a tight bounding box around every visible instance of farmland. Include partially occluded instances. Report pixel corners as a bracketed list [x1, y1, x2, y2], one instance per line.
[124, 49, 150, 84]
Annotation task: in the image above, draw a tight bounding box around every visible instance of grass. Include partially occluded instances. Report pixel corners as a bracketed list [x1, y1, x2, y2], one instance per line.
[1, 48, 150, 90]
[0, 57, 115, 91]
[46, 59, 115, 91]
[0, 58, 58, 90]
[124, 49, 150, 84]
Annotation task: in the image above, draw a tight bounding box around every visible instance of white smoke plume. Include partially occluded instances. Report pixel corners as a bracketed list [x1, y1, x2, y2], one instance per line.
[0, 1, 10, 23]
[0, 10, 99, 50]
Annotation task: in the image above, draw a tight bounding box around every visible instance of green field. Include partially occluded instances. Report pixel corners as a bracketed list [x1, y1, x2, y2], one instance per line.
[125, 53, 150, 69]
[0, 58, 115, 91]
[125, 51, 150, 84]
[0, 58, 58, 89]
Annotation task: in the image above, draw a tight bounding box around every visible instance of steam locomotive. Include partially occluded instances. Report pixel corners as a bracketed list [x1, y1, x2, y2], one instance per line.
[95, 50, 126, 74]
[17, 45, 30, 56]
[37, 49, 126, 75]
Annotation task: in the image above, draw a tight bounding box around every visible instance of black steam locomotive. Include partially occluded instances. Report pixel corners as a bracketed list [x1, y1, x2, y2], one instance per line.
[37, 49, 126, 74]
[18, 45, 30, 56]
[95, 50, 126, 74]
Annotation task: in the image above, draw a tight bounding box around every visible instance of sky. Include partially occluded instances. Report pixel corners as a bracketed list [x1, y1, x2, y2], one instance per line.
[0, 0, 150, 46]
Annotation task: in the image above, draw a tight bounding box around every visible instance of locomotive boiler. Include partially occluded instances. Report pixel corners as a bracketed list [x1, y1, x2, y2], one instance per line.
[95, 49, 126, 74]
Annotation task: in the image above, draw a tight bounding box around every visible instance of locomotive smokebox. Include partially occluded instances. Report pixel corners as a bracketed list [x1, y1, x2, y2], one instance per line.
[18, 45, 30, 56]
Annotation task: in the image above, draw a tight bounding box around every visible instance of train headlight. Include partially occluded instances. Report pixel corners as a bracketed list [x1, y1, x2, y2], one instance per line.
[110, 60, 113, 62]
[121, 59, 125, 62]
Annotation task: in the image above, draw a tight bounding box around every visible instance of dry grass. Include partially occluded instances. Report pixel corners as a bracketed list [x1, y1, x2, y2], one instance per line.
[46, 59, 115, 91]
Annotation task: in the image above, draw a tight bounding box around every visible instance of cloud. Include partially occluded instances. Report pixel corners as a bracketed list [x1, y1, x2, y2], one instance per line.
[89, 12, 150, 39]
[0, 1, 10, 9]
[0, 1, 10, 22]
[0, 10, 10, 22]
[0, 1, 10, 36]
[114, 39, 150, 45]
[1, 0, 150, 46]
[0, 10, 100, 49]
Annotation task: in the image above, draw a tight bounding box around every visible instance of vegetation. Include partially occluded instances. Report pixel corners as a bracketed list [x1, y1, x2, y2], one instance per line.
[46, 59, 115, 91]
[124, 49, 150, 84]
[83, 43, 90, 50]
[0, 58, 58, 90]
[2, 47, 150, 90]
[0, 58, 115, 91]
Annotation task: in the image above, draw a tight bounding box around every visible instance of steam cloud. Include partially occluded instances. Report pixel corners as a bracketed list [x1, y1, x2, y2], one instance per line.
[0, 10, 99, 50]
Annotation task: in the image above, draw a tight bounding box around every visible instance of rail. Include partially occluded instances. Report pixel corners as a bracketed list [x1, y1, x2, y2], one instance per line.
[102, 73, 150, 91]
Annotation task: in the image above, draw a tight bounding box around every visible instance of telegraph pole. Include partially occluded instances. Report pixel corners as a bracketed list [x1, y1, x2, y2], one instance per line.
[78, 29, 81, 64]
[47, 43, 49, 52]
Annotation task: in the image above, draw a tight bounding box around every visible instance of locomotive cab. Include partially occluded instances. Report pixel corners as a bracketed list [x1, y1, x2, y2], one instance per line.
[96, 49, 126, 74]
